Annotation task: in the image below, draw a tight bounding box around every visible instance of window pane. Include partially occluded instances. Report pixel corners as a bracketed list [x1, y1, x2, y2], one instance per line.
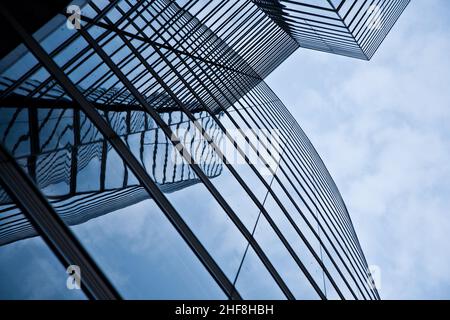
[0, 188, 87, 299]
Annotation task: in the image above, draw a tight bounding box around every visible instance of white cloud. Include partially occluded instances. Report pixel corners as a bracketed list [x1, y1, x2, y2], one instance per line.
[268, 0, 450, 299]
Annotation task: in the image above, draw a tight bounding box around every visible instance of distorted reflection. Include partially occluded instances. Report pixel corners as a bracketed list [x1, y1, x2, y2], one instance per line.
[0, 80, 224, 246]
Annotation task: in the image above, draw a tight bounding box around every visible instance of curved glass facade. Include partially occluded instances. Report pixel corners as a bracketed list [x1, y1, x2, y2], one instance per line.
[0, 0, 408, 300]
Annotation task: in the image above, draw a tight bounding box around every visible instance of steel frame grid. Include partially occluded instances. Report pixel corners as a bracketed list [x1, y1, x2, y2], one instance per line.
[0, 0, 372, 300]
[0, 0, 409, 300]
[0, 1, 242, 301]
[139, 0, 378, 300]
[254, 0, 410, 60]
[0, 108, 225, 247]
[82, 0, 378, 300]
[121, 0, 374, 300]
[101, 0, 334, 300]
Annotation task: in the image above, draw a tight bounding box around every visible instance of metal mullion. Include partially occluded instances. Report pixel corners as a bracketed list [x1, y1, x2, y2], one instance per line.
[365, 0, 409, 58]
[82, 17, 296, 299]
[144, 10, 352, 300]
[242, 28, 293, 76]
[251, 85, 364, 250]
[0, 0, 123, 99]
[191, 65, 361, 301]
[230, 79, 374, 296]
[358, 0, 395, 54]
[166, 1, 261, 77]
[162, 53, 219, 105]
[259, 40, 298, 77]
[255, 93, 377, 298]
[346, 0, 371, 32]
[0, 142, 120, 300]
[209, 2, 258, 44]
[191, 11, 261, 76]
[270, 3, 342, 22]
[180, 0, 225, 32]
[260, 97, 362, 252]
[77, 35, 150, 100]
[3, 5, 240, 300]
[22, 0, 146, 100]
[279, 0, 336, 12]
[56, 43, 132, 104]
[85, 19, 297, 299]
[172, 1, 370, 300]
[150, 51, 330, 301]
[362, 0, 407, 59]
[256, 39, 297, 77]
[262, 95, 372, 273]
[23, 1, 149, 102]
[81, 12, 260, 80]
[217, 88, 368, 299]
[253, 84, 370, 260]
[204, 64, 368, 299]
[364, 1, 406, 61]
[289, 25, 361, 47]
[351, 0, 379, 40]
[195, 0, 242, 33]
[225, 13, 269, 57]
[40, 32, 119, 98]
[234, 21, 278, 61]
[154, 3, 227, 73]
[295, 19, 341, 57]
[355, 0, 387, 46]
[242, 85, 374, 298]
[341, 0, 360, 22]
[203, 24, 260, 77]
[169, 0, 210, 23]
[284, 13, 347, 30]
[150, 0, 260, 79]
[287, 22, 355, 39]
[191, 27, 252, 77]
[165, 40, 343, 297]
[210, 0, 255, 37]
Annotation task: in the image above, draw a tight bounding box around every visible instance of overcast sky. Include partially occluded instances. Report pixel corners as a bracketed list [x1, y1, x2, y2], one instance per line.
[267, 0, 450, 299]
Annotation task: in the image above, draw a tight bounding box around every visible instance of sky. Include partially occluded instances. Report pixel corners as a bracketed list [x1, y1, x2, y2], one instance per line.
[267, 0, 450, 299]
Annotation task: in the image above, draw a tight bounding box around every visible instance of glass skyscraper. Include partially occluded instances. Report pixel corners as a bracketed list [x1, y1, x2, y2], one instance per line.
[0, 0, 409, 300]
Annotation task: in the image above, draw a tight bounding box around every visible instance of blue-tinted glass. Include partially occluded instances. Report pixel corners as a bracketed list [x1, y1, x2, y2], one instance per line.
[0, 189, 87, 299]
[252, 214, 320, 300]
[234, 246, 286, 300]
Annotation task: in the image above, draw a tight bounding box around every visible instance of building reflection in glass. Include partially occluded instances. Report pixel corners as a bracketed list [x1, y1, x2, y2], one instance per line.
[0, 83, 224, 246]
[0, 0, 409, 300]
